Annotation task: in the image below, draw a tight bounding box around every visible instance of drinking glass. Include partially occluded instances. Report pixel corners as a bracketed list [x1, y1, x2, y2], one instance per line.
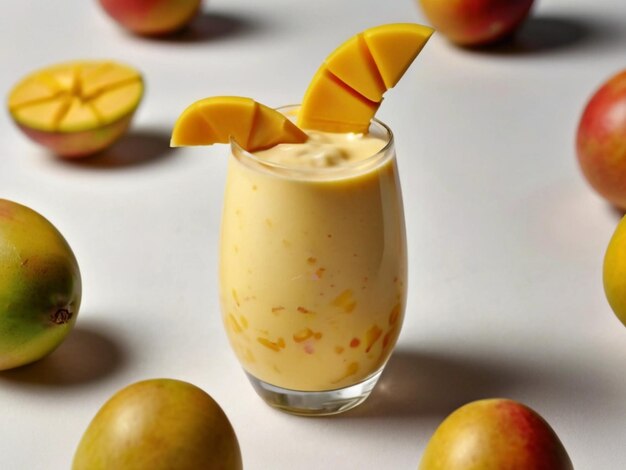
[219, 106, 407, 415]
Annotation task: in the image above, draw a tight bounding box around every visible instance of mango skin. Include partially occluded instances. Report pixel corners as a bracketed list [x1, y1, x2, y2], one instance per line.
[577, 70, 626, 209]
[418, 0, 534, 46]
[16, 113, 133, 159]
[73, 378, 243, 470]
[419, 398, 573, 470]
[99, 0, 202, 36]
[0, 199, 81, 370]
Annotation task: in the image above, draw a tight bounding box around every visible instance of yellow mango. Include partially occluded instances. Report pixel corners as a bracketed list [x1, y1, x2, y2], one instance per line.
[171, 96, 308, 152]
[299, 23, 434, 133]
[73, 379, 242, 470]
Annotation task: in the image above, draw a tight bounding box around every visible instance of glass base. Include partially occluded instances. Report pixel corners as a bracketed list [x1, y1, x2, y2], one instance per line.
[245, 369, 383, 416]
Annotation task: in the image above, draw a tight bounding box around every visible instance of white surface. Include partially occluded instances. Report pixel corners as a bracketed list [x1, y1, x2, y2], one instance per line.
[1, 0, 626, 468]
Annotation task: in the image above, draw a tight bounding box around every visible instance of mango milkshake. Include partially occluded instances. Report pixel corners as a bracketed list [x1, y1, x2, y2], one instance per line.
[171, 23, 433, 414]
[220, 118, 406, 392]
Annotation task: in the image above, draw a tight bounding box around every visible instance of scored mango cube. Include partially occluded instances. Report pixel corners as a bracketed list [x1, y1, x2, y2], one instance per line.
[298, 69, 381, 134]
[325, 35, 386, 103]
[363, 23, 434, 89]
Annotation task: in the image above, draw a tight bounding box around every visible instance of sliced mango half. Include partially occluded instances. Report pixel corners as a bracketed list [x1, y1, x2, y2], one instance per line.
[298, 23, 434, 133]
[8, 60, 143, 133]
[171, 96, 308, 152]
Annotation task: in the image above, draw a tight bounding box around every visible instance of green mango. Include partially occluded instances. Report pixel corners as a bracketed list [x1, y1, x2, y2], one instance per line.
[0, 199, 81, 370]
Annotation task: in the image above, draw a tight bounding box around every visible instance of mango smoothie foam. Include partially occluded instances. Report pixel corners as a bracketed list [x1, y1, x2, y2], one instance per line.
[219, 109, 407, 397]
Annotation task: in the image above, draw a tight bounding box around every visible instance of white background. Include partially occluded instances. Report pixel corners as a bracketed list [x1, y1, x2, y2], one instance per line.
[1, 0, 626, 468]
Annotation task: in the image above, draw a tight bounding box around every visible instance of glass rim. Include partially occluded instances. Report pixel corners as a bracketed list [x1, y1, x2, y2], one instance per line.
[229, 104, 395, 179]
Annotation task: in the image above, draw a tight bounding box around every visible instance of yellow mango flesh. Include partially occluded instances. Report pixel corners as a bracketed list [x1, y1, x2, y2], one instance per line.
[298, 23, 434, 133]
[170, 96, 308, 152]
[8, 60, 143, 133]
[299, 69, 381, 134]
[325, 35, 386, 102]
[247, 104, 309, 150]
[363, 23, 434, 89]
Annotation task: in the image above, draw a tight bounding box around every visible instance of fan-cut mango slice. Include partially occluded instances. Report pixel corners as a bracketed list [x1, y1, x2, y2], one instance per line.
[171, 96, 308, 152]
[299, 23, 434, 133]
[8, 60, 143, 133]
[7, 60, 143, 157]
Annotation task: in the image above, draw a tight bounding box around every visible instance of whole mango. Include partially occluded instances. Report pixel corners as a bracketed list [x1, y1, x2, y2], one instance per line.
[98, 0, 202, 36]
[418, 0, 534, 46]
[577, 69, 626, 209]
[419, 398, 573, 470]
[0, 199, 81, 370]
[73, 378, 243, 470]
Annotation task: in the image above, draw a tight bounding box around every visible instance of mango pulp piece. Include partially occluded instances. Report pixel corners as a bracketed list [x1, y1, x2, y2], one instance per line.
[325, 35, 386, 102]
[247, 104, 309, 150]
[170, 96, 308, 152]
[363, 23, 434, 89]
[8, 60, 143, 132]
[299, 69, 381, 134]
[298, 23, 434, 133]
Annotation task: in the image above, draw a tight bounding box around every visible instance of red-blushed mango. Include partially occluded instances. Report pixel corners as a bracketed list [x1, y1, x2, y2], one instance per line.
[73, 379, 243, 470]
[0, 199, 81, 371]
[577, 69, 626, 209]
[99, 0, 202, 36]
[419, 398, 573, 470]
[7, 60, 144, 158]
[418, 0, 534, 46]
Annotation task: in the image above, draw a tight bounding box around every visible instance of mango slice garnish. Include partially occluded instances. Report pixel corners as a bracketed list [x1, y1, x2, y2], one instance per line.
[170, 96, 308, 152]
[298, 23, 434, 133]
[7, 60, 143, 133]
